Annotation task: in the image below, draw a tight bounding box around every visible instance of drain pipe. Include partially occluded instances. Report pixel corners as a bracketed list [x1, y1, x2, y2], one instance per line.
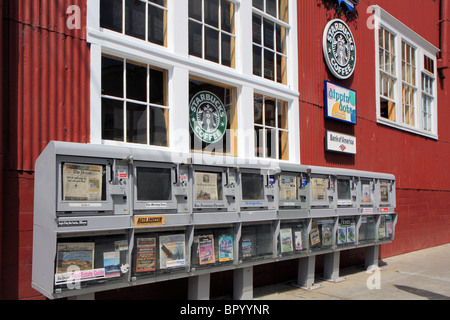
[438, 0, 449, 79]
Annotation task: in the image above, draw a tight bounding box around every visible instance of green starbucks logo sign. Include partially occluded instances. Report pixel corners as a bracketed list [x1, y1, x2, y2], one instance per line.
[323, 19, 356, 80]
[190, 91, 227, 144]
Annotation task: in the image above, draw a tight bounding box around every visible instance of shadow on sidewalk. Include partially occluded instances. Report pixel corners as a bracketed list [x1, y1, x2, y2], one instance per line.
[394, 285, 450, 300]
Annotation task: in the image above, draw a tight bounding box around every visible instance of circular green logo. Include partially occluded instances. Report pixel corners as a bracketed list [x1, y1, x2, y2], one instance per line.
[189, 91, 227, 144]
[323, 19, 356, 79]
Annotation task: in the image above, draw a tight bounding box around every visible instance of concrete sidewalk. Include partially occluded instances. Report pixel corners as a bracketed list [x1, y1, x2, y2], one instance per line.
[253, 243, 450, 300]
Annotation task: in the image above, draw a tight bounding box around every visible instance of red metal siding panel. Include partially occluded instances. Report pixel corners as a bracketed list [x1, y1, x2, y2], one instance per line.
[6, 0, 89, 172]
[298, 0, 450, 259]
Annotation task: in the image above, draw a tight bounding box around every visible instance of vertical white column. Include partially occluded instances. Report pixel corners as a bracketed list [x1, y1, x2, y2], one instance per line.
[89, 43, 102, 144]
[170, 67, 190, 155]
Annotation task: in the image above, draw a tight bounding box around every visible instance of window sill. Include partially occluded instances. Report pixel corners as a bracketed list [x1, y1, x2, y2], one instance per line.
[376, 117, 438, 140]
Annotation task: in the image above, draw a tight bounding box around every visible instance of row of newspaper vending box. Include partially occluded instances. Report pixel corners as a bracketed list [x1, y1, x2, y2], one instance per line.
[46, 214, 396, 297]
[35, 142, 396, 222]
[32, 142, 397, 299]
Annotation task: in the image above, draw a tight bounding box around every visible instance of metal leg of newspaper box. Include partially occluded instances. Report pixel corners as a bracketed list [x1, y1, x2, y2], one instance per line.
[188, 274, 211, 300]
[297, 256, 320, 290]
[365, 245, 380, 270]
[324, 251, 345, 282]
[233, 267, 253, 300]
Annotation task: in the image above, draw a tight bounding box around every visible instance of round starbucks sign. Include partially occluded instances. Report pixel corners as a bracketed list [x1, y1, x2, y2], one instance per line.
[323, 19, 356, 80]
[189, 91, 227, 144]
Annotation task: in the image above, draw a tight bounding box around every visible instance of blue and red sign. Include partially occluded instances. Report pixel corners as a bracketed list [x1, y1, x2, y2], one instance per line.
[337, 0, 359, 12]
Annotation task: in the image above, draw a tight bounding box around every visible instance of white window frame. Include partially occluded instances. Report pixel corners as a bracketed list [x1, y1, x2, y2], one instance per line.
[87, 0, 300, 163]
[373, 5, 439, 139]
[253, 93, 290, 160]
[251, 0, 290, 84]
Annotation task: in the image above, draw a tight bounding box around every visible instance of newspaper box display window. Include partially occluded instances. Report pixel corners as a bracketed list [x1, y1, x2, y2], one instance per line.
[54, 231, 130, 293]
[191, 226, 235, 269]
[359, 215, 378, 243]
[309, 219, 335, 251]
[132, 229, 188, 278]
[239, 223, 275, 262]
[278, 220, 308, 257]
[336, 217, 356, 247]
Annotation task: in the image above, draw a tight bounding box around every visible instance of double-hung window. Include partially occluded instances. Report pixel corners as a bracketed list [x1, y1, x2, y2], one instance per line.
[378, 27, 396, 121]
[254, 94, 289, 160]
[188, 0, 236, 67]
[101, 55, 169, 146]
[421, 56, 435, 132]
[100, 0, 168, 46]
[252, 0, 289, 84]
[374, 6, 439, 138]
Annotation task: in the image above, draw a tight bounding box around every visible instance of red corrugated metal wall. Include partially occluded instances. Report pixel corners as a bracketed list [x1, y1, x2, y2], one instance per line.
[298, 0, 450, 258]
[2, 0, 90, 299]
[7, 0, 90, 172]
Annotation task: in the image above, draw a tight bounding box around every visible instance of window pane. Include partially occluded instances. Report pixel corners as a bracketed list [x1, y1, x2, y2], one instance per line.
[189, 0, 203, 20]
[277, 100, 288, 130]
[253, 0, 264, 11]
[126, 102, 147, 144]
[150, 107, 168, 146]
[137, 167, 172, 201]
[276, 25, 286, 54]
[149, 68, 166, 105]
[263, 19, 274, 49]
[189, 78, 236, 155]
[264, 49, 275, 80]
[266, 128, 277, 158]
[380, 97, 395, 121]
[221, 33, 232, 67]
[266, 0, 277, 17]
[102, 56, 124, 98]
[279, 0, 289, 23]
[149, 0, 166, 6]
[148, 5, 165, 46]
[205, 27, 219, 63]
[265, 98, 276, 127]
[125, 0, 146, 40]
[337, 180, 351, 200]
[189, 21, 203, 58]
[378, 28, 384, 48]
[221, 0, 233, 33]
[253, 45, 262, 76]
[254, 126, 264, 157]
[276, 54, 284, 84]
[100, 0, 123, 33]
[253, 14, 262, 44]
[102, 98, 124, 141]
[254, 95, 263, 125]
[279, 130, 289, 160]
[126, 62, 147, 102]
[205, 0, 219, 27]
[241, 173, 264, 200]
[379, 49, 384, 71]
